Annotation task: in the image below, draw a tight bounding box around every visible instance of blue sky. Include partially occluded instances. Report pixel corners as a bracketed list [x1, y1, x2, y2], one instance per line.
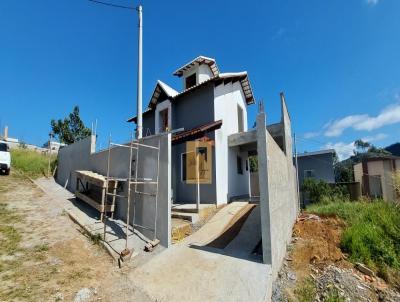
[0, 0, 399, 158]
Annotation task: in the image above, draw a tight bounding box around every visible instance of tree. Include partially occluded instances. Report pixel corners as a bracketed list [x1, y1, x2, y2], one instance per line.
[51, 106, 91, 144]
[354, 139, 371, 154]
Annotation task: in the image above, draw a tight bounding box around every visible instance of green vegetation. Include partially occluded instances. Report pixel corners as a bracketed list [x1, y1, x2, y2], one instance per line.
[11, 148, 56, 178]
[51, 105, 91, 144]
[325, 287, 345, 302]
[307, 201, 400, 286]
[301, 178, 348, 204]
[294, 277, 316, 302]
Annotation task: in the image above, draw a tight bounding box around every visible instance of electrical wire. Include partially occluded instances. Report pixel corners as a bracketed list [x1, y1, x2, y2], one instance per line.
[88, 0, 136, 10]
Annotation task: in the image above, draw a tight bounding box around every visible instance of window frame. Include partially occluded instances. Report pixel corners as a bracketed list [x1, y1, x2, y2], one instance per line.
[304, 169, 315, 179]
[237, 156, 243, 175]
[185, 73, 197, 89]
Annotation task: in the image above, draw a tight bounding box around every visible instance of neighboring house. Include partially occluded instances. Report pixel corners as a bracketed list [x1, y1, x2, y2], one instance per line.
[297, 149, 336, 186]
[43, 141, 66, 153]
[296, 149, 336, 206]
[354, 155, 400, 202]
[128, 55, 255, 205]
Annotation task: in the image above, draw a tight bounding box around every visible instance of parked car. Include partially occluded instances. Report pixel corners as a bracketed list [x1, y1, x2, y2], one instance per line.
[0, 141, 11, 175]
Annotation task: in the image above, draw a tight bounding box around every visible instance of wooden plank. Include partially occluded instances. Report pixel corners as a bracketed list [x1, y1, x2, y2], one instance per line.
[75, 192, 115, 212]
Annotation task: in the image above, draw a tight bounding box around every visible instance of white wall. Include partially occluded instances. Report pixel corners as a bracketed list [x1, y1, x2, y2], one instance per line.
[198, 64, 214, 83]
[214, 81, 249, 204]
[155, 99, 172, 134]
[181, 64, 214, 89]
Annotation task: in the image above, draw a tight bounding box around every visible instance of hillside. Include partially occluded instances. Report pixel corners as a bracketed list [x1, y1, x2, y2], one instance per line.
[385, 142, 400, 156]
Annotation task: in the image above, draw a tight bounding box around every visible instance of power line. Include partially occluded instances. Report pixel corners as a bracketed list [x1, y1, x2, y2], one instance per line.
[88, 0, 136, 10]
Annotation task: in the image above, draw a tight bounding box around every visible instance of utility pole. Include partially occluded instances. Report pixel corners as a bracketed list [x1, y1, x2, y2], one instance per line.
[136, 5, 143, 139]
[294, 133, 301, 211]
[47, 132, 53, 178]
[88, 0, 143, 139]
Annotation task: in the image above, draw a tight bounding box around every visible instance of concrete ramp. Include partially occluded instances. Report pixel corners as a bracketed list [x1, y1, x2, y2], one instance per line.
[129, 202, 272, 302]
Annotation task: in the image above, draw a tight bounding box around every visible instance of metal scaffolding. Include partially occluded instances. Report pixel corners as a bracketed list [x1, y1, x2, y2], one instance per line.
[102, 133, 161, 252]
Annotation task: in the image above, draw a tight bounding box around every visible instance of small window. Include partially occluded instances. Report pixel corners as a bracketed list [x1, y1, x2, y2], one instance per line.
[159, 108, 169, 132]
[237, 105, 244, 132]
[237, 156, 243, 174]
[181, 153, 187, 181]
[304, 170, 315, 179]
[185, 73, 196, 89]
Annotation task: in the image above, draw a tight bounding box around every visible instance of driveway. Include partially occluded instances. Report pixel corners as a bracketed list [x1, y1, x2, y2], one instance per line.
[128, 202, 272, 302]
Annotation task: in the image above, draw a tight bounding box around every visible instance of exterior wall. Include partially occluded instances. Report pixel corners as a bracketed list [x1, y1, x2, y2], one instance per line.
[297, 153, 335, 187]
[155, 100, 172, 134]
[143, 112, 155, 136]
[354, 163, 362, 184]
[57, 135, 95, 191]
[198, 64, 214, 83]
[181, 64, 213, 88]
[56, 134, 172, 247]
[257, 108, 298, 280]
[214, 81, 249, 204]
[172, 83, 215, 130]
[172, 142, 217, 204]
[354, 159, 400, 202]
[228, 146, 250, 199]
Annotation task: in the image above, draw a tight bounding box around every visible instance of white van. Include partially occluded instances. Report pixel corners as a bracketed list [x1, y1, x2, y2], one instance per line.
[0, 141, 11, 175]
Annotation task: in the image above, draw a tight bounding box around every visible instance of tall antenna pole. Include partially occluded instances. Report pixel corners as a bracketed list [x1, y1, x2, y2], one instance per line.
[294, 133, 301, 211]
[137, 5, 143, 139]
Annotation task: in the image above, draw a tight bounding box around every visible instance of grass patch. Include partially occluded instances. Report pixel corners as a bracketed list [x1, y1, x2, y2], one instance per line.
[294, 277, 316, 302]
[325, 287, 345, 302]
[11, 149, 56, 178]
[88, 233, 102, 245]
[0, 203, 22, 256]
[307, 201, 400, 286]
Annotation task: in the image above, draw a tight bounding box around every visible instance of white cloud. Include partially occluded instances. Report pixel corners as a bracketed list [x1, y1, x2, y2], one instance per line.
[366, 0, 379, 6]
[324, 103, 400, 137]
[303, 131, 320, 139]
[361, 133, 388, 143]
[323, 141, 355, 160]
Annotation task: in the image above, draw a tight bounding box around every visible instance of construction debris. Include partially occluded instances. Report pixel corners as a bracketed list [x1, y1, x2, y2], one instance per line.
[355, 262, 375, 277]
[144, 239, 160, 252]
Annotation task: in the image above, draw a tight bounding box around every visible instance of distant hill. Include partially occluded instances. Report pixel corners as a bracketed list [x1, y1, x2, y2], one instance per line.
[385, 142, 400, 156]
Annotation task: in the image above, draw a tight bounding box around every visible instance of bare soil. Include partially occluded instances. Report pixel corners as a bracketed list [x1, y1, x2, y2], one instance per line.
[0, 173, 150, 302]
[273, 213, 400, 301]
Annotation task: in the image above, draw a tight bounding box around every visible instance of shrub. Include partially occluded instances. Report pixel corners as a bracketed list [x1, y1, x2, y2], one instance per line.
[301, 178, 348, 204]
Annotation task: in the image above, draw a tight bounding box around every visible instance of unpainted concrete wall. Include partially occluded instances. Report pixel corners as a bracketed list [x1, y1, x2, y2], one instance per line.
[257, 101, 298, 280]
[56, 134, 172, 247]
[57, 136, 95, 191]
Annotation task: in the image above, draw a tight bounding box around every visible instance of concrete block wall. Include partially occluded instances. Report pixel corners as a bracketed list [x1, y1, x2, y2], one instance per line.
[57, 135, 95, 191]
[56, 134, 172, 247]
[257, 108, 298, 281]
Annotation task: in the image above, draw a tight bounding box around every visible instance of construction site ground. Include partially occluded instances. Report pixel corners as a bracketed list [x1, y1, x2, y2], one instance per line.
[273, 213, 400, 302]
[0, 173, 153, 302]
[0, 174, 270, 301]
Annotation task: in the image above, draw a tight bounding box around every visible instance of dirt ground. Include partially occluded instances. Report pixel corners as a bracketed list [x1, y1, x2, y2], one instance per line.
[0, 173, 150, 302]
[273, 213, 400, 302]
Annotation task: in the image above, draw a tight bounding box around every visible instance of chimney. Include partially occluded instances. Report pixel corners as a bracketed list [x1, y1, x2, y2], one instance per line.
[4, 126, 8, 140]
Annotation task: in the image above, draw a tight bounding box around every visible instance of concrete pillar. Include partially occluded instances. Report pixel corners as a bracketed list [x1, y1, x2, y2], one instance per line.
[256, 112, 272, 265]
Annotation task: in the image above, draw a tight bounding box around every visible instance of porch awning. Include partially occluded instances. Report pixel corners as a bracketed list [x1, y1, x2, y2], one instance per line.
[172, 120, 222, 145]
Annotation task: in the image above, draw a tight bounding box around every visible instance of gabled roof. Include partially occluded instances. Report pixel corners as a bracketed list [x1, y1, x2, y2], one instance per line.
[173, 56, 219, 77]
[148, 80, 178, 108]
[127, 72, 255, 123]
